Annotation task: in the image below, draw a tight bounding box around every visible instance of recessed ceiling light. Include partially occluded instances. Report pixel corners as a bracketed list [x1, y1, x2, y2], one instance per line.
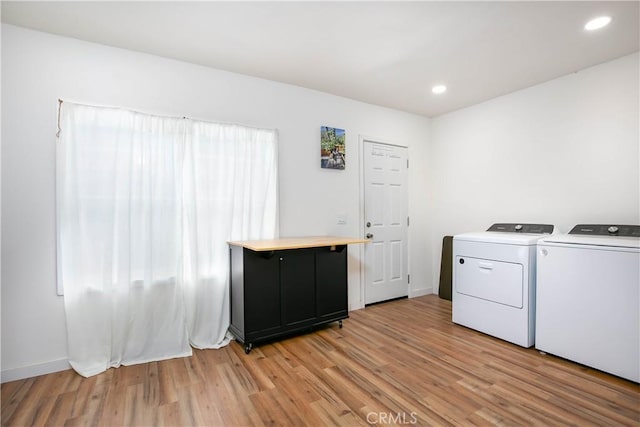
[432, 85, 447, 94]
[584, 16, 612, 31]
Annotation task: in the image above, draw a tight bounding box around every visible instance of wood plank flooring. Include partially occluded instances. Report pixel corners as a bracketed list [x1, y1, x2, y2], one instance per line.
[2, 295, 639, 426]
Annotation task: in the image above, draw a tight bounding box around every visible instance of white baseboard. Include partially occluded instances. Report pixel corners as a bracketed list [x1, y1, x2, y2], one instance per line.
[409, 286, 433, 298]
[1, 358, 72, 383]
[349, 302, 365, 311]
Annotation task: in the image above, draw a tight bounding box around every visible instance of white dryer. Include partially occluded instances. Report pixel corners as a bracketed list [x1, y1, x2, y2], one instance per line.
[536, 224, 640, 382]
[453, 223, 554, 347]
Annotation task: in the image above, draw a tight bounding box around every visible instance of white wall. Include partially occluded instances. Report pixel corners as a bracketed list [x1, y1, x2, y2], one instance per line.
[1, 24, 432, 381]
[428, 53, 640, 290]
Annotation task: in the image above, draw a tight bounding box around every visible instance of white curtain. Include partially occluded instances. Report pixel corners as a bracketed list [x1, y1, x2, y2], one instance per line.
[182, 121, 278, 348]
[57, 102, 278, 377]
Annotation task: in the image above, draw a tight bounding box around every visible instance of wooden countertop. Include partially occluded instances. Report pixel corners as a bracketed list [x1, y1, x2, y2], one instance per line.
[228, 236, 369, 251]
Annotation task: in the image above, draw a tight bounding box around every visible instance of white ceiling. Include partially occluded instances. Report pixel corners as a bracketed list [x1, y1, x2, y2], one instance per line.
[2, 1, 638, 117]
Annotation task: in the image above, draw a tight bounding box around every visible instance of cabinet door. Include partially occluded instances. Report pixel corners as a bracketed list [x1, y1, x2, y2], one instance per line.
[316, 246, 348, 318]
[244, 250, 281, 334]
[280, 250, 316, 326]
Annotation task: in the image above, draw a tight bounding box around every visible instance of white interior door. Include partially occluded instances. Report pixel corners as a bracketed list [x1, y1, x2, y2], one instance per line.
[363, 141, 409, 304]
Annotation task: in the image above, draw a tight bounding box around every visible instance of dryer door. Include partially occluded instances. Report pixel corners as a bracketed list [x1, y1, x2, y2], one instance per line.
[455, 256, 523, 308]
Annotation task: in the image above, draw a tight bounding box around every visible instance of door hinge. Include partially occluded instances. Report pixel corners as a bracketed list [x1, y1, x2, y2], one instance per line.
[408, 274, 411, 284]
[407, 216, 410, 226]
[407, 159, 409, 168]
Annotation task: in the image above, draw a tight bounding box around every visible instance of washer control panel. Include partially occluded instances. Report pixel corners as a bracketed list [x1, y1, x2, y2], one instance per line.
[569, 224, 640, 237]
[486, 223, 554, 234]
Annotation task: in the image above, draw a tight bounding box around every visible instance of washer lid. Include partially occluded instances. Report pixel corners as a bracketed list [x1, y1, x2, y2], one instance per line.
[539, 234, 640, 249]
[454, 231, 551, 245]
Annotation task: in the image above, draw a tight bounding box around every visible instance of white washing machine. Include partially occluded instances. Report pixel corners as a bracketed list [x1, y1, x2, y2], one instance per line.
[453, 223, 554, 347]
[536, 224, 640, 382]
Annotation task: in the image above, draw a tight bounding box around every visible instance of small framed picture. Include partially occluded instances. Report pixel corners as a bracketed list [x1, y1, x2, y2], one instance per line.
[320, 126, 346, 170]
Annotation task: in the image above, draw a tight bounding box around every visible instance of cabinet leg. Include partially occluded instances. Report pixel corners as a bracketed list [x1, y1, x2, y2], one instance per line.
[244, 343, 253, 354]
[339, 320, 343, 328]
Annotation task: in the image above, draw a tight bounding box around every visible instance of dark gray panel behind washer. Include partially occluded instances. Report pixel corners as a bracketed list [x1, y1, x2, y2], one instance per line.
[486, 223, 554, 234]
[569, 224, 640, 237]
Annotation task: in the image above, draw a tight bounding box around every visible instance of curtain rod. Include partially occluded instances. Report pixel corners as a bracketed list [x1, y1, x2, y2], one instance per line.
[57, 98, 278, 135]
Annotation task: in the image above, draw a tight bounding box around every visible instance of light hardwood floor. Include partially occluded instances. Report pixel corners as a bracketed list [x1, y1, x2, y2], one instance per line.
[2, 295, 639, 426]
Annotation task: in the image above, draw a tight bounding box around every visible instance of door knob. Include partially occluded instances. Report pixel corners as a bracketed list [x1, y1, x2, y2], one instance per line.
[366, 233, 374, 239]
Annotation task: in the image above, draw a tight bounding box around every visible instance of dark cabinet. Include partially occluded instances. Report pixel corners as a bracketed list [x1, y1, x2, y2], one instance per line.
[316, 249, 348, 320]
[229, 241, 353, 353]
[281, 250, 316, 326]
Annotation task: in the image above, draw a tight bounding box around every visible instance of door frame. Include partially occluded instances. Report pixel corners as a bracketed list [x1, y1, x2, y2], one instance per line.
[358, 135, 410, 308]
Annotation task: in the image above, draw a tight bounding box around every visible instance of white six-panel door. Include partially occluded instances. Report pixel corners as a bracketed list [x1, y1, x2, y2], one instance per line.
[363, 141, 408, 304]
